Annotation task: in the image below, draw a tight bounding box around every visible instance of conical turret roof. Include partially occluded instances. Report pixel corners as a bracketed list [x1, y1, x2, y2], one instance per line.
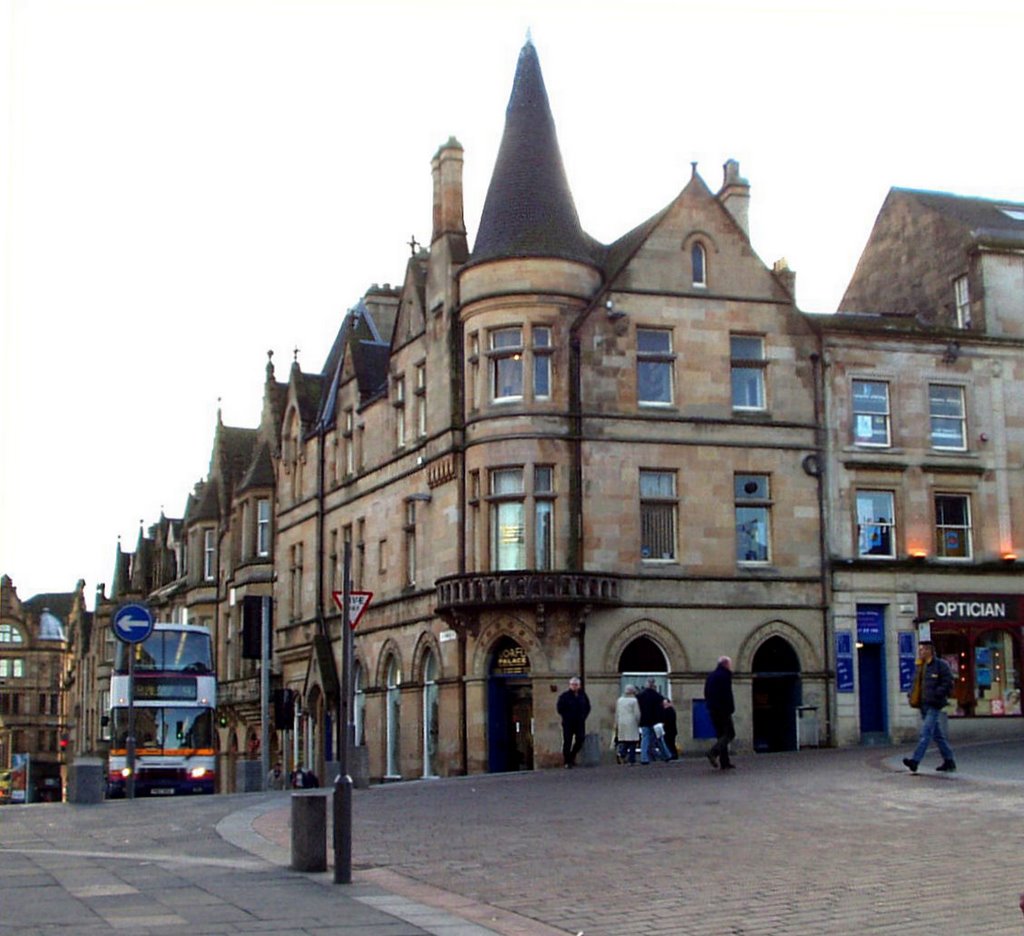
[470, 40, 600, 268]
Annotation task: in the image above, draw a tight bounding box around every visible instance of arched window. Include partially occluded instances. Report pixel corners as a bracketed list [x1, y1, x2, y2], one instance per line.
[422, 650, 439, 778]
[618, 635, 670, 696]
[385, 657, 401, 778]
[691, 242, 707, 287]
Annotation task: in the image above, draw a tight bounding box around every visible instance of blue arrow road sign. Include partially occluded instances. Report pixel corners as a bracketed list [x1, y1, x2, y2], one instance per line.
[112, 603, 155, 643]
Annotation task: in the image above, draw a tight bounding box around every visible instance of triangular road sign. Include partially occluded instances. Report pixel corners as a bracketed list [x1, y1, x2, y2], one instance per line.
[332, 590, 373, 629]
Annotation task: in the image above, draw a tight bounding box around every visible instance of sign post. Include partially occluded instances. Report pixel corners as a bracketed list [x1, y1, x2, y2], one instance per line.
[331, 572, 372, 884]
[112, 603, 155, 800]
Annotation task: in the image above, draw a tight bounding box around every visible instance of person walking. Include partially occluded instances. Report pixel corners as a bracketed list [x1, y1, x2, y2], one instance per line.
[704, 656, 736, 770]
[903, 639, 956, 773]
[267, 761, 285, 790]
[637, 678, 670, 764]
[615, 685, 641, 765]
[557, 676, 591, 768]
[661, 697, 679, 760]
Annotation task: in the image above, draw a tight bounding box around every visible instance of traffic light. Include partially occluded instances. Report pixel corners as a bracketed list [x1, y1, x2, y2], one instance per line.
[59, 733, 69, 752]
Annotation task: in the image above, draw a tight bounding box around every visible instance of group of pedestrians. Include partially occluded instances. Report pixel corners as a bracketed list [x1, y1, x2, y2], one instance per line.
[614, 680, 679, 764]
[266, 761, 320, 790]
[558, 657, 737, 771]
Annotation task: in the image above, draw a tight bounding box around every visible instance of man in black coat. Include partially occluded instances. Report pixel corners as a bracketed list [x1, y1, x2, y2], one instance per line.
[704, 656, 736, 770]
[556, 676, 591, 768]
[902, 639, 956, 773]
[636, 678, 668, 764]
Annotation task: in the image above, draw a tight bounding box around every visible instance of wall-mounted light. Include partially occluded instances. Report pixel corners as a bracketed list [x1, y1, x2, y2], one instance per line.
[1002, 552, 1018, 562]
[910, 549, 927, 561]
[605, 299, 626, 321]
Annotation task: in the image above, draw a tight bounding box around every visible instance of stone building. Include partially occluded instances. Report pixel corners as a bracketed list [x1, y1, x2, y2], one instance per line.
[814, 188, 1024, 746]
[0, 575, 71, 801]
[273, 37, 828, 781]
[61, 48, 1024, 790]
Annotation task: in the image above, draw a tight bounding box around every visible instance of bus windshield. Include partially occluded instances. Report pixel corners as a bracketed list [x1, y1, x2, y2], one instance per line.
[111, 707, 214, 750]
[114, 630, 213, 674]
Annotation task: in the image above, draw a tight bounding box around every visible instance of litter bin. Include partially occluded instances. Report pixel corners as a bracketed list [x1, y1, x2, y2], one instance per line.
[796, 706, 819, 749]
[291, 790, 328, 872]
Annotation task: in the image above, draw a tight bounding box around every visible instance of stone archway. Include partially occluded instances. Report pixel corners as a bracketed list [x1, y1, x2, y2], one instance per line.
[751, 635, 802, 753]
[487, 636, 533, 773]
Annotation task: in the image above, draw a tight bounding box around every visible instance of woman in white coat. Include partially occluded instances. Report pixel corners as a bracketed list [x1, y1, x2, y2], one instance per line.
[615, 685, 642, 765]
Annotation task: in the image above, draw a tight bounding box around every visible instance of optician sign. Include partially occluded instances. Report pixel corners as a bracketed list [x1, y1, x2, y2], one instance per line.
[917, 594, 1019, 625]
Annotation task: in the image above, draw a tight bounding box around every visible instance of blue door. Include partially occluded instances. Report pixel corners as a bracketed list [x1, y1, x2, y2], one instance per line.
[857, 605, 887, 740]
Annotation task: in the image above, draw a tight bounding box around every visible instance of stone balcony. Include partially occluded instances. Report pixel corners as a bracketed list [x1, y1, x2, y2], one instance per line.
[219, 674, 260, 707]
[435, 571, 622, 614]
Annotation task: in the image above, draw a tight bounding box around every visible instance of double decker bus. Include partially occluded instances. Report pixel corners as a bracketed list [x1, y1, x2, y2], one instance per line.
[107, 622, 216, 797]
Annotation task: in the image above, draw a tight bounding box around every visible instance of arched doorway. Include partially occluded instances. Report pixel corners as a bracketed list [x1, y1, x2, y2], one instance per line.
[487, 637, 533, 772]
[422, 650, 439, 778]
[384, 657, 401, 779]
[752, 636, 801, 753]
[618, 635, 670, 697]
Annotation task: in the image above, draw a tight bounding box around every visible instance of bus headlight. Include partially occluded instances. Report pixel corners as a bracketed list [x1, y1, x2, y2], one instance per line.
[189, 767, 208, 779]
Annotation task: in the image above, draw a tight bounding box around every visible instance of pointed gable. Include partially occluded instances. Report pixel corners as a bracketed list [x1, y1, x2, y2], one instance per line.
[238, 440, 276, 493]
[470, 39, 601, 268]
[606, 168, 791, 303]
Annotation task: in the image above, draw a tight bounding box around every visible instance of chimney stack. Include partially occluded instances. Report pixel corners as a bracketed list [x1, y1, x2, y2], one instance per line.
[719, 158, 750, 236]
[431, 136, 466, 244]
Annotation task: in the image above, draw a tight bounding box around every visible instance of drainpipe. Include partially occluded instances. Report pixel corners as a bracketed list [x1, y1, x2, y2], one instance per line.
[809, 350, 833, 746]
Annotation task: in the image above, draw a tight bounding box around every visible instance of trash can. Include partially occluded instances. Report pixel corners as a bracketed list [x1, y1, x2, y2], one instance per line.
[67, 757, 106, 804]
[796, 706, 819, 749]
[291, 790, 328, 872]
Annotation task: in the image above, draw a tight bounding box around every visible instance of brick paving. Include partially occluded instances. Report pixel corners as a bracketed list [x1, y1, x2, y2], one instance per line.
[2, 739, 1022, 935]
[310, 741, 1024, 936]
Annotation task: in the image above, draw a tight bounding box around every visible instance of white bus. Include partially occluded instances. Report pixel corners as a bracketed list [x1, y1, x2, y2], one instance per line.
[107, 622, 216, 797]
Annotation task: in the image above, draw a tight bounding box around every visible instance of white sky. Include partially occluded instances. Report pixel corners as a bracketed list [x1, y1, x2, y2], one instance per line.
[2, 0, 1023, 609]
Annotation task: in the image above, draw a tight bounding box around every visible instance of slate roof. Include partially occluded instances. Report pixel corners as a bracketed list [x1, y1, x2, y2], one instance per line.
[316, 300, 394, 430]
[470, 39, 602, 269]
[23, 591, 75, 621]
[216, 426, 258, 494]
[897, 188, 1024, 248]
[238, 440, 276, 492]
[187, 478, 221, 524]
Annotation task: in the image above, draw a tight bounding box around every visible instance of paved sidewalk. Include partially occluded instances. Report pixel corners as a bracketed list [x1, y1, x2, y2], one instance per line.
[0, 790, 518, 936]
[3, 737, 1023, 935]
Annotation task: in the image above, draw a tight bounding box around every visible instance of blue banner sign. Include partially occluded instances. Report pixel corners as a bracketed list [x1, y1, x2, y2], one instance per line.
[836, 630, 854, 693]
[856, 605, 885, 643]
[898, 631, 917, 691]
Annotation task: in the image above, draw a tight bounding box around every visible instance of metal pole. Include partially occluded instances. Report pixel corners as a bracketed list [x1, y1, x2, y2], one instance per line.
[334, 542, 353, 884]
[126, 647, 136, 800]
[261, 596, 271, 788]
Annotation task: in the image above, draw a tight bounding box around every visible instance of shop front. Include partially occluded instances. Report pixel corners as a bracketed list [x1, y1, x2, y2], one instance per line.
[918, 594, 1022, 719]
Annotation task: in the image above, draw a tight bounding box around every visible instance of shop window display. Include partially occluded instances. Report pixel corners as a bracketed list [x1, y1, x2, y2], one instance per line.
[933, 629, 1021, 717]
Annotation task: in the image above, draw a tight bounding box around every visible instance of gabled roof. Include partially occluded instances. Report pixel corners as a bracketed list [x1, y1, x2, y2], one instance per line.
[470, 39, 602, 269]
[238, 440, 276, 492]
[216, 425, 258, 490]
[317, 299, 394, 429]
[187, 478, 221, 524]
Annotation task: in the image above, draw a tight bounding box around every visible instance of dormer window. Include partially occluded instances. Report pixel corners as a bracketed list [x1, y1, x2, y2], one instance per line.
[691, 242, 707, 287]
[954, 275, 971, 329]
